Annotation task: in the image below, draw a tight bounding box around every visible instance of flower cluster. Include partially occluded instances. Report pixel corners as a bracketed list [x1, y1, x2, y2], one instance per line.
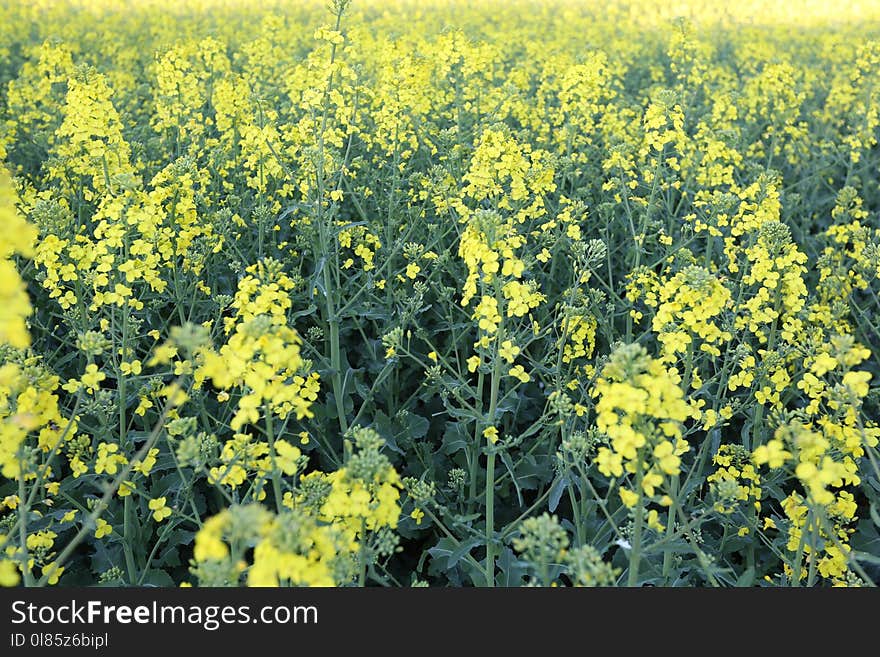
[198, 260, 320, 430]
[192, 426, 399, 586]
[2, 0, 880, 590]
[592, 343, 691, 508]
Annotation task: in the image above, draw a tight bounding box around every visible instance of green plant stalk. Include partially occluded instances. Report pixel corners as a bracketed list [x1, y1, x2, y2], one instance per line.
[468, 366, 485, 513]
[484, 318, 504, 588]
[749, 298, 780, 451]
[673, 505, 720, 587]
[137, 519, 177, 585]
[662, 343, 694, 582]
[745, 505, 757, 574]
[790, 508, 809, 587]
[324, 267, 349, 436]
[485, 448, 496, 588]
[661, 476, 680, 583]
[627, 455, 645, 587]
[625, 151, 662, 342]
[422, 507, 485, 576]
[118, 304, 138, 585]
[499, 487, 553, 540]
[567, 484, 585, 546]
[122, 497, 138, 584]
[314, 2, 348, 438]
[807, 507, 819, 587]
[166, 442, 205, 529]
[570, 465, 628, 545]
[264, 404, 283, 514]
[358, 518, 367, 587]
[17, 465, 33, 587]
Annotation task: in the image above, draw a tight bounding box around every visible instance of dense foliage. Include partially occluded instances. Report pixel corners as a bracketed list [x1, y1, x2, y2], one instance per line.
[2, 0, 880, 587]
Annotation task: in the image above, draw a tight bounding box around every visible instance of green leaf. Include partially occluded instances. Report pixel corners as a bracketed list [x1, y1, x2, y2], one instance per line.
[871, 502, 880, 530]
[448, 537, 482, 568]
[499, 449, 524, 507]
[736, 566, 756, 587]
[404, 413, 429, 440]
[141, 569, 175, 587]
[549, 475, 568, 513]
[441, 422, 470, 455]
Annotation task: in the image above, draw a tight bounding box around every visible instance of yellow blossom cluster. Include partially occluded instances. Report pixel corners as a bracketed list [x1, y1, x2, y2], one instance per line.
[193, 426, 400, 586]
[190, 260, 320, 432]
[592, 344, 691, 507]
[2, 0, 880, 589]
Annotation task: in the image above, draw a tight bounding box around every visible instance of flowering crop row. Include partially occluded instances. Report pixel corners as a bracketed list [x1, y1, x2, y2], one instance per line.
[1, 0, 880, 587]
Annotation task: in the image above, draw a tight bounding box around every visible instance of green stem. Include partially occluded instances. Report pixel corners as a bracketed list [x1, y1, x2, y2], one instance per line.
[568, 484, 585, 546]
[485, 449, 496, 588]
[749, 299, 780, 451]
[122, 496, 138, 584]
[627, 457, 645, 587]
[17, 466, 33, 587]
[661, 477, 679, 583]
[265, 405, 283, 514]
[314, 2, 348, 438]
[358, 518, 367, 587]
[790, 508, 809, 587]
[468, 367, 485, 513]
[806, 508, 818, 587]
[483, 317, 504, 588]
[118, 305, 137, 584]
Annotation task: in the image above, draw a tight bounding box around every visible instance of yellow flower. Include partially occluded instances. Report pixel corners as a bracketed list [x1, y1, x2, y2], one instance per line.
[135, 397, 154, 416]
[842, 371, 871, 398]
[132, 448, 158, 476]
[95, 443, 127, 475]
[80, 364, 106, 393]
[508, 364, 530, 383]
[0, 169, 37, 349]
[619, 488, 639, 508]
[483, 426, 499, 444]
[596, 447, 623, 478]
[809, 353, 837, 376]
[193, 513, 229, 562]
[646, 509, 665, 532]
[148, 497, 172, 522]
[753, 440, 791, 468]
[43, 561, 64, 585]
[274, 439, 301, 476]
[94, 518, 112, 539]
[499, 339, 520, 363]
[652, 440, 681, 475]
[120, 360, 142, 376]
[474, 295, 501, 334]
[0, 559, 20, 587]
